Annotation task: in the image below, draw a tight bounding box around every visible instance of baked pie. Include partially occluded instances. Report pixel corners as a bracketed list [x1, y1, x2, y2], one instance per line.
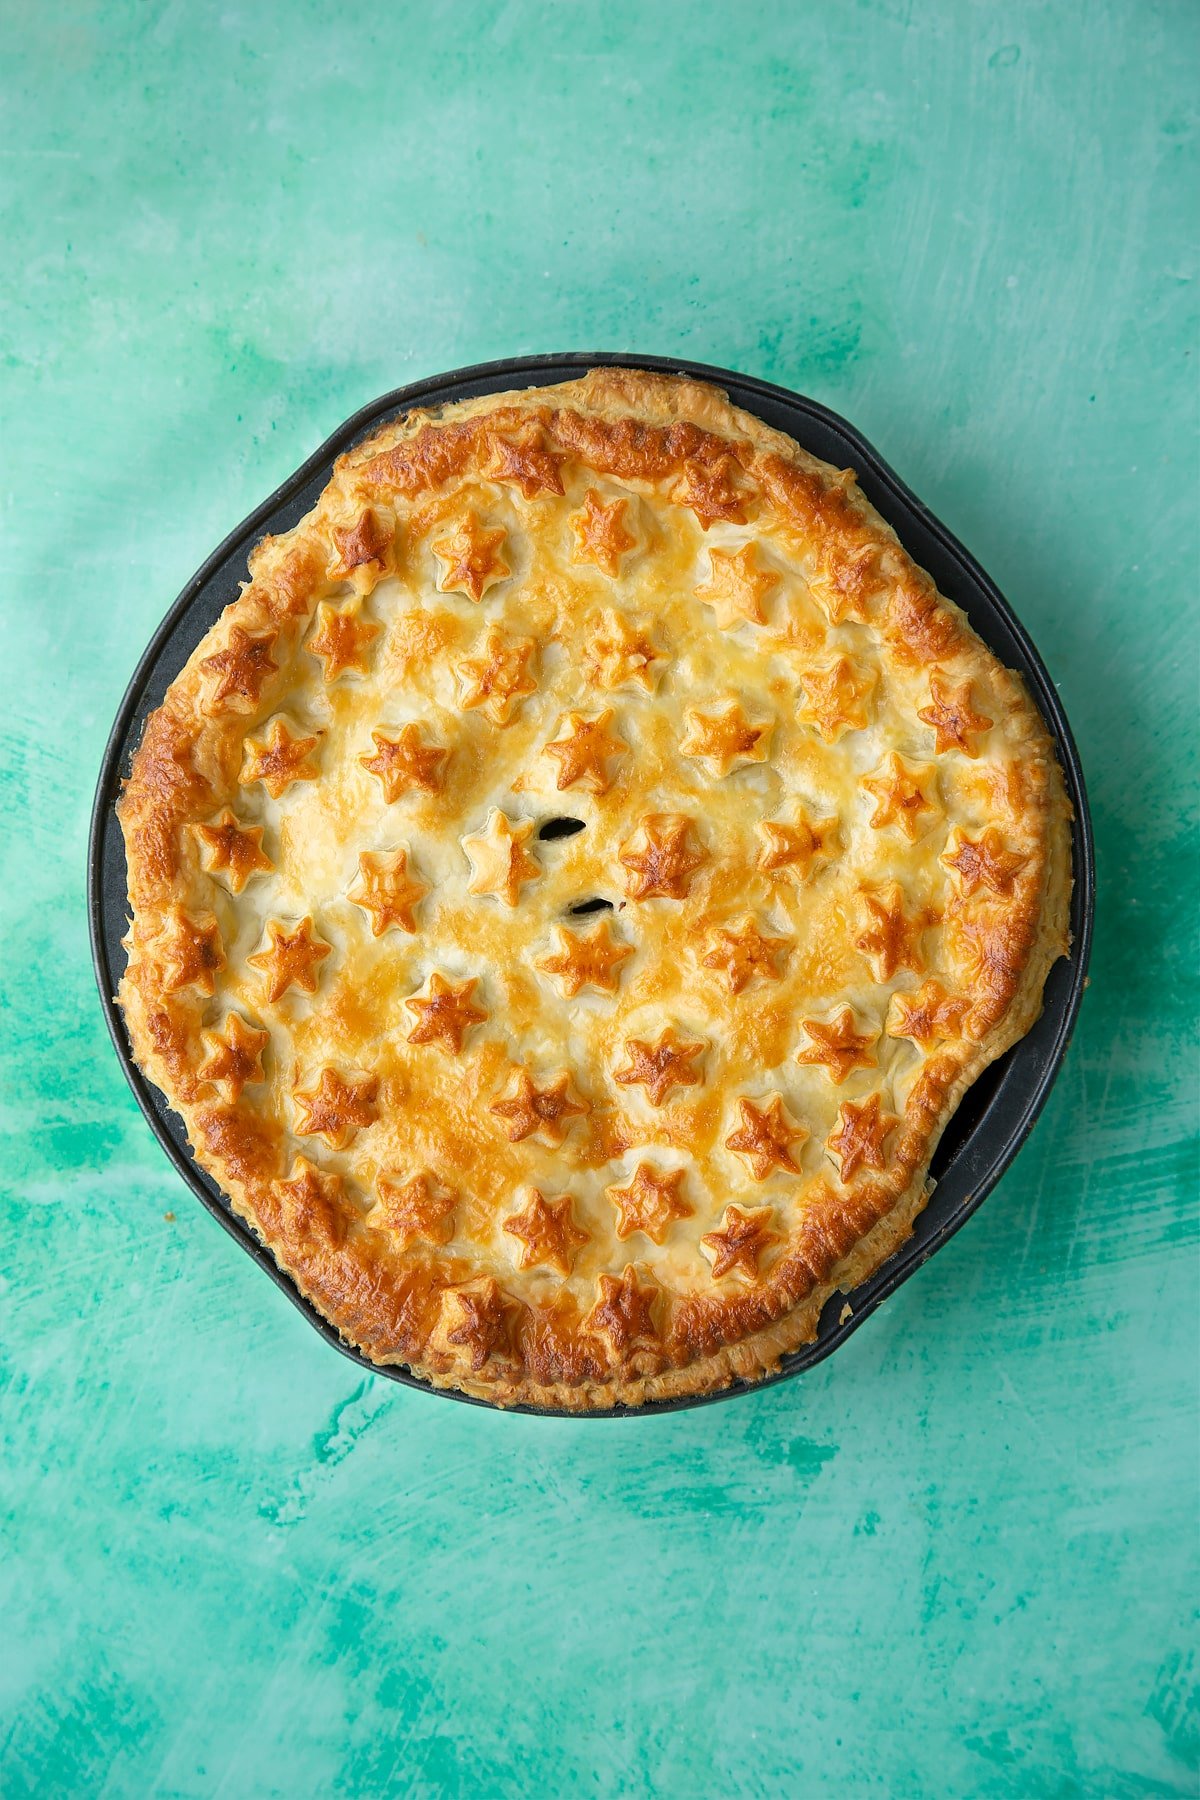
[117, 369, 1072, 1409]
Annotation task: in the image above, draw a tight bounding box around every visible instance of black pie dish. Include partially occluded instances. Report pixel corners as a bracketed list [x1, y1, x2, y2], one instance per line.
[87, 353, 1095, 1417]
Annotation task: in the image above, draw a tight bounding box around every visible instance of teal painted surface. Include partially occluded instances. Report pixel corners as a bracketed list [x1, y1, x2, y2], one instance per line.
[1, 1, 1197, 1793]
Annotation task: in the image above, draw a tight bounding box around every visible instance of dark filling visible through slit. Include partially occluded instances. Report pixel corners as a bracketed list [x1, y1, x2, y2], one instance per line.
[539, 816, 586, 841]
[568, 897, 613, 916]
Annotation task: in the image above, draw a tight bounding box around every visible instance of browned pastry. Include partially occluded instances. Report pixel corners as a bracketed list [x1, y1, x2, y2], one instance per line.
[117, 369, 1072, 1409]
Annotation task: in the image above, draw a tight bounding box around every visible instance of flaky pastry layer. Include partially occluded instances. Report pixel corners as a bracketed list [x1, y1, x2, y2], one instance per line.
[117, 369, 1072, 1409]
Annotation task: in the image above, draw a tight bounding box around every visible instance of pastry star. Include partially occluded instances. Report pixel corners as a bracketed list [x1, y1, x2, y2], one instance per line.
[240, 717, 323, 798]
[701, 1203, 782, 1280]
[294, 1068, 380, 1148]
[584, 1265, 659, 1356]
[863, 753, 937, 840]
[673, 454, 748, 528]
[306, 598, 381, 680]
[757, 817, 837, 885]
[433, 512, 509, 601]
[855, 883, 927, 982]
[537, 918, 633, 996]
[828, 1093, 898, 1182]
[942, 828, 1029, 897]
[544, 709, 627, 794]
[193, 810, 272, 891]
[462, 809, 541, 906]
[198, 1011, 269, 1102]
[581, 607, 663, 691]
[405, 972, 488, 1053]
[444, 1279, 515, 1370]
[277, 1156, 348, 1246]
[606, 1162, 692, 1244]
[160, 909, 224, 997]
[798, 656, 875, 742]
[725, 1094, 808, 1180]
[349, 847, 430, 935]
[359, 723, 448, 801]
[613, 1027, 706, 1106]
[330, 505, 394, 586]
[375, 1169, 457, 1247]
[619, 813, 707, 901]
[200, 626, 279, 713]
[248, 916, 331, 1003]
[490, 1068, 588, 1146]
[702, 916, 791, 994]
[918, 673, 993, 756]
[504, 1189, 589, 1275]
[455, 627, 538, 725]
[815, 541, 883, 625]
[485, 426, 565, 499]
[694, 543, 778, 628]
[680, 702, 771, 777]
[795, 1006, 878, 1083]
[570, 490, 636, 576]
[887, 980, 971, 1049]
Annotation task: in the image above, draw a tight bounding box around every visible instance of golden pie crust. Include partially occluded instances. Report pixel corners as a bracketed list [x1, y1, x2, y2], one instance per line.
[117, 369, 1072, 1410]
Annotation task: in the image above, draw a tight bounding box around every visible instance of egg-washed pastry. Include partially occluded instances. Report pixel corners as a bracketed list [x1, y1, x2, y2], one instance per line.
[117, 369, 1072, 1409]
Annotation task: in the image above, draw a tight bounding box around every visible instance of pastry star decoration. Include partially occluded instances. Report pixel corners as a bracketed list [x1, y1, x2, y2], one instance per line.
[193, 811, 272, 891]
[581, 607, 663, 691]
[278, 1156, 348, 1246]
[619, 813, 707, 900]
[828, 1093, 898, 1182]
[570, 490, 636, 576]
[444, 1278, 515, 1370]
[701, 1204, 782, 1280]
[702, 916, 791, 994]
[855, 883, 927, 982]
[200, 626, 278, 712]
[504, 1189, 589, 1275]
[198, 1011, 269, 1102]
[375, 1169, 457, 1248]
[349, 847, 430, 935]
[815, 540, 883, 625]
[887, 981, 971, 1049]
[584, 1264, 659, 1356]
[798, 656, 875, 742]
[918, 673, 993, 756]
[796, 1006, 878, 1083]
[485, 424, 565, 500]
[455, 627, 538, 725]
[942, 828, 1029, 897]
[360, 723, 448, 801]
[673, 454, 749, 528]
[160, 909, 224, 996]
[863, 753, 937, 840]
[306, 598, 381, 680]
[240, 717, 323, 798]
[537, 918, 633, 996]
[680, 701, 772, 777]
[544, 709, 627, 794]
[294, 1068, 380, 1148]
[757, 816, 837, 884]
[405, 973, 488, 1053]
[490, 1068, 588, 1146]
[694, 543, 778, 628]
[462, 809, 541, 906]
[606, 1162, 692, 1244]
[613, 1027, 706, 1106]
[433, 512, 509, 601]
[725, 1094, 808, 1180]
[330, 506, 394, 586]
[248, 916, 331, 1003]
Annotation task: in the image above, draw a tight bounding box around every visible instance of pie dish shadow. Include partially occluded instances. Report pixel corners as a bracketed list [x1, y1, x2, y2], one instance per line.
[88, 353, 1095, 1418]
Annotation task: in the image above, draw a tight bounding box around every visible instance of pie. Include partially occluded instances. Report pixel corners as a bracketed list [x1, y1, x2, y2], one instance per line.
[117, 368, 1073, 1409]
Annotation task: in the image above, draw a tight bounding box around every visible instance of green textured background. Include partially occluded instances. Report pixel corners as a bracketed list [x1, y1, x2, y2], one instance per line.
[2, 3, 1197, 1795]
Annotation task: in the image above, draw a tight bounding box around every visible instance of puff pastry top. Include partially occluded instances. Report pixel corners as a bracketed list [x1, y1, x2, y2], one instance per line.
[117, 369, 1072, 1410]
